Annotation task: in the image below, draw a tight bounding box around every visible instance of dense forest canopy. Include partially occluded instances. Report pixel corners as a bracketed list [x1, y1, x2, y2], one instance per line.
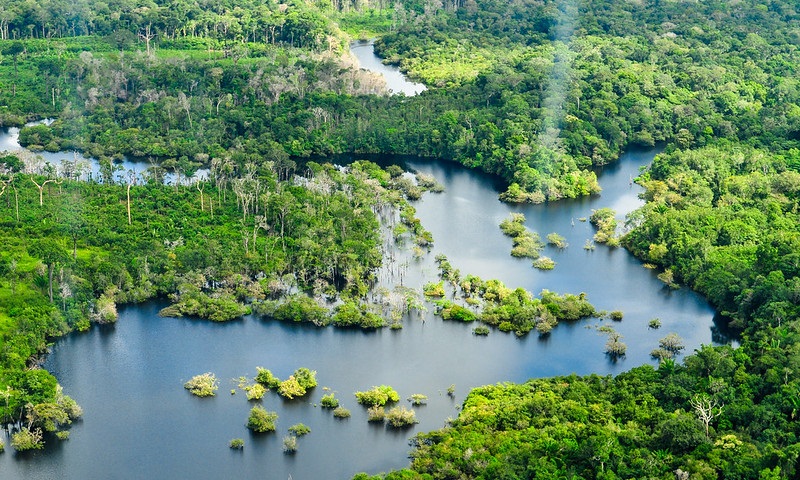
[0, 0, 799, 476]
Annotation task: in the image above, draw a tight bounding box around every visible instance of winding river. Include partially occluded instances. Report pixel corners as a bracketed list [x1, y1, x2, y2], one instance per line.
[0, 46, 726, 479]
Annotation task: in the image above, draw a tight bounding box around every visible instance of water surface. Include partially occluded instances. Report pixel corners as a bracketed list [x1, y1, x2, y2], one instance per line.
[350, 41, 426, 96]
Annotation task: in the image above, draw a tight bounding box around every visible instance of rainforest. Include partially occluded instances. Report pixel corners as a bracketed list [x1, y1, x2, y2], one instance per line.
[1, 0, 800, 478]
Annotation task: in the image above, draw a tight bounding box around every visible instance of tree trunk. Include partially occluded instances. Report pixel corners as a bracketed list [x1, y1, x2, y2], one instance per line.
[48, 263, 54, 303]
[127, 183, 132, 225]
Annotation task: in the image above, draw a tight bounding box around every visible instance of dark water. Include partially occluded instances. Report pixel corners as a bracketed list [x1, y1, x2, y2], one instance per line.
[350, 41, 426, 96]
[0, 148, 725, 480]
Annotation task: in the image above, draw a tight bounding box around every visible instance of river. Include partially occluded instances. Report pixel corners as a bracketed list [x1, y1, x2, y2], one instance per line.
[0, 46, 726, 480]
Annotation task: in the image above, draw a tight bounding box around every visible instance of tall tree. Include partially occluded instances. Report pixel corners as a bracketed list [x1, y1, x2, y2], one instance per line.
[28, 239, 68, 303]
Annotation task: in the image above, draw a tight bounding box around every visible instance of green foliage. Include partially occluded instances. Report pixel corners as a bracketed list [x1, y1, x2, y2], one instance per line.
[407, 394, 427, 406]
[10, 427, 44, 451]
[648, 318, 662, 329]
[385, 406, 417, 428]
[446, 275, 597, 336]
[184, 373, 218, 397]
[422, 281, 445, 298]
[245, 383, 267, 401]
[292, 368, 318, 390]
[282, 435, 298, 453]
[546, 233, 568, 249]
[320, 393, 340, 409]
[3, 0, 800, 473]
[246, 406, 277, 433]
[472, 325, 490, 336]
[532, 256, 555, 270]
[254, 368, 281, 389]
[278, 376, 307, 400]
[600, 327, 627, 358]
[229, 438, 244, 449]
[437, 301, 477, 322]
[499, 213, 544, 259]
[160, 289, 249, 322]
[332, 406, 351, 418]
[590, 208, 619, 245]
[288, 423, 311, 436]
[367, 406, 385, 422]
[355, 386, 400, 406]
[271, 295, 331, 326]
[332, 300, 385, 328]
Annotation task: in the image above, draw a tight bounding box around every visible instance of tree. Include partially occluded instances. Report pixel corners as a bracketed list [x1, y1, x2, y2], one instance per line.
[689, 394, 723, 438]
[277, 375, 306, 399]
[247, 405, 277, 433]
[183, 373, 219, 397]
[30, 175, 61, 206]
[10, 427, 44, 451]
[126, 171, 137, 225]
[28, 239, 68, 303]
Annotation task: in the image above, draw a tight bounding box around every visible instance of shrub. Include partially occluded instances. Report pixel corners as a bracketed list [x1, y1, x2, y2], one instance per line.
[651, 348, 673, 361]
[408, 394, 428, 406]
[320, 393, 340, 408]
[254, 367, 281, 389]
[473, 325, 490, 335]
[332, 301, 385, 328]
[659, 333, 685, 353]
[447, 384, 456, 397]
[283, 435, 298, 453]
[11, 427, 44, 451]
[546, 233, 568, 248]
[367, 406, 385, 422]
[532, 256, 556, 270]
[649, 318, 662, 329]
[440, 302, 477, 322]
[229, 438, 244, 449]
[246, 383, 267, 401]
[605, 337, 627, 357]
[609, 310, 624, 321]
[355, 386, 400, 406]
[293, 368, 318, 390]
[386, 406, 417, 427]
[56, 431, 70, 440]
[333, 406, 351, 418]
[278, 376, 306, 399]
[288, 423, 311, 436]
[247, 406, 277, 433]
[184, 372, 219, 397]
[272, 294, 330, 326]
[423, 281, 445, 297]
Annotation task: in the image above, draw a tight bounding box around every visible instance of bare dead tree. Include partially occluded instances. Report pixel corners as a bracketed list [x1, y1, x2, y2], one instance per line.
[139, 24, 155, 56]
[126, 171, 136, 225]
[196, 180, 206, 211]
[689, 394, 723, 438]
[30, 176, 61, 206]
